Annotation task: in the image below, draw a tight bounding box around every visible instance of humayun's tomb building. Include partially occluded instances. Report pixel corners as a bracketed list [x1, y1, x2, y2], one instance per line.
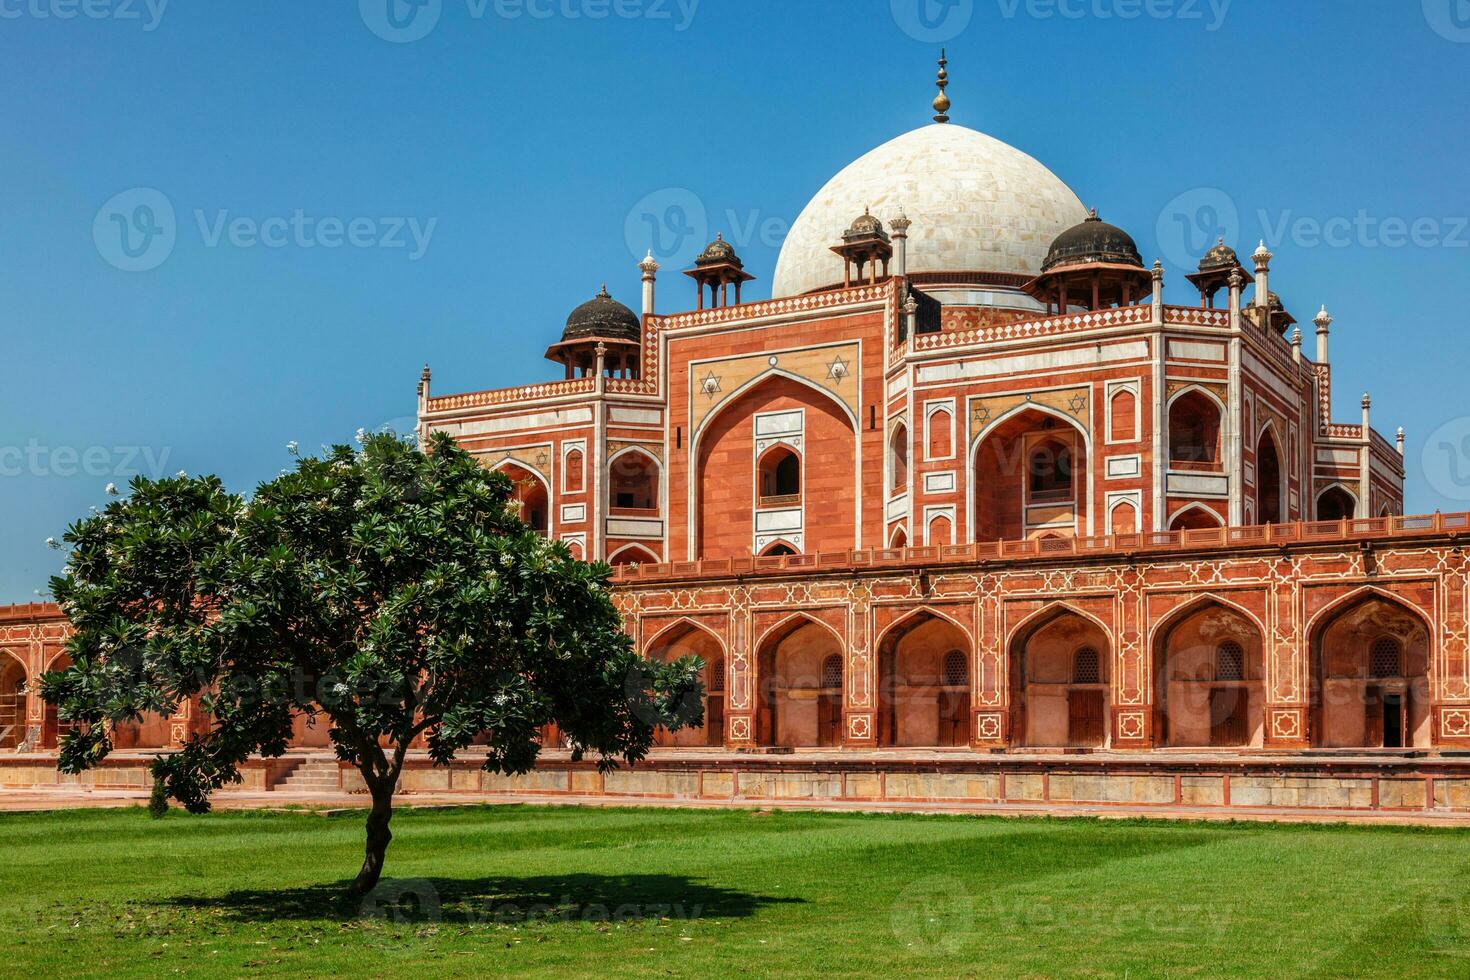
[6, 60, 1470, 817]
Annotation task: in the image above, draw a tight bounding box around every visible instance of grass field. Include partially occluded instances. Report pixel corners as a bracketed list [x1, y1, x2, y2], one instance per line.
[4, 804, 1470, 978]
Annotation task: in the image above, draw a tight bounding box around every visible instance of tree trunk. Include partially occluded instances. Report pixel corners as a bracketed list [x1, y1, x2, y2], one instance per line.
[351, 780, 394, 895]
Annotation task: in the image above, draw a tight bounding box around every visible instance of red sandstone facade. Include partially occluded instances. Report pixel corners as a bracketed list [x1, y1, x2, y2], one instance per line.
[5, 81, 1464, 806]
[401, 156, 1424, 757]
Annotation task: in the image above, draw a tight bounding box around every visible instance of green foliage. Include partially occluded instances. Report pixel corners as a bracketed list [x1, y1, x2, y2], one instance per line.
[41, 432, 704, 815]
[147, 777, 168, 819]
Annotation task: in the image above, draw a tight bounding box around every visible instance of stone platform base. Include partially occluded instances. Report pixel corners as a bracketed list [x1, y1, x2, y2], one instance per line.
[8, 749, 1470, 821]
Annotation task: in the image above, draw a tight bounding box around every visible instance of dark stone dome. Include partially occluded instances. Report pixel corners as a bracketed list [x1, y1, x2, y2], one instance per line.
[1041, 209, 1144, 273]
[1199, 238, 1241, 272]
[561, 285, 639, 343]
[696, 233, 742, 268]
[843, 208, 889, 242]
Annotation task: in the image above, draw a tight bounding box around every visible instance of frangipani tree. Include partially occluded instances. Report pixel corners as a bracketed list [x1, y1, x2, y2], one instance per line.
[42, 431, 703, 893]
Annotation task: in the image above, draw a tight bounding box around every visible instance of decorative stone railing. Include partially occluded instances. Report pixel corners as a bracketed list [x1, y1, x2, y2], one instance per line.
[605, 378, 657, 395]
[1163, 306, 1231, 328]
[655, 283, 891, 333]
[910, 304, 1153, 352]
[756, 493, 801, 508]
[426, 377, 596, 413]
[904, 304, 1236, 356]
[0, 602, 64, 622]
[609, 511, 1470, 584]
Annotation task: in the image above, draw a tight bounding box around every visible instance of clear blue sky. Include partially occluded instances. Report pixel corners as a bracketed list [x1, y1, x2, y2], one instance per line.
[2, 0, 1468, 601]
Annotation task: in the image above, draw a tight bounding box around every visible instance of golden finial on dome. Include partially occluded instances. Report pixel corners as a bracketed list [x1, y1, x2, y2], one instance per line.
[932, 49, 950, 124]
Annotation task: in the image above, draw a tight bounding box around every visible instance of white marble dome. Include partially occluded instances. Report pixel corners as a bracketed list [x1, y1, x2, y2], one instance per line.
[771, 123, 1088, 297]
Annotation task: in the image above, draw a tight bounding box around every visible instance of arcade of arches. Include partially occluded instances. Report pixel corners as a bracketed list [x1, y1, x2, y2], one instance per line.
[626, 562, 1456, 755]
[0, 545, 1461, 762]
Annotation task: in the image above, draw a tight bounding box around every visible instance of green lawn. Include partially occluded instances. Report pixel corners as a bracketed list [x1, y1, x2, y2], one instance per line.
[4, 804, 1470, 977]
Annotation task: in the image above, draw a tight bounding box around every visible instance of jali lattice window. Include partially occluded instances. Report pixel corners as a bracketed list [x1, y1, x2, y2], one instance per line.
[1370, 637, 1402, 678]
[1073, 647, 1101, 685]
[821, 654, 843, 690]
[942, 649, 968, 687]
[1216, 641, 1245, 682]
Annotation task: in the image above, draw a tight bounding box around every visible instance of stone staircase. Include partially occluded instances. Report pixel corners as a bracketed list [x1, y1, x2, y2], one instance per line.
[272, 759, 342, 793]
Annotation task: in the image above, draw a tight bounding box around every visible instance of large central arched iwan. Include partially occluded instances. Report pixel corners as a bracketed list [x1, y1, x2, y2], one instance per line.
[972, 406, 1090, 542]
[693, 374, 857, 559]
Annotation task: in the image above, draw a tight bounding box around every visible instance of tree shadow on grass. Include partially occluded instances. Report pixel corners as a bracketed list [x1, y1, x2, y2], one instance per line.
[166, 873, 799, 927]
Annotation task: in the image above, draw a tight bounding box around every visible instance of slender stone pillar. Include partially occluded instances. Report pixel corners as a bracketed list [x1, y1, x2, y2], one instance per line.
[1113, 565, 1151, 748]
[973, 583, 1008, 747]
[1265, 566, 1310, 748]
[726, 593, 756, 749]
